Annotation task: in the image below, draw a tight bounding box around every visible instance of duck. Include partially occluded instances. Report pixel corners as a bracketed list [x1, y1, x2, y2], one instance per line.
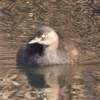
[17, 26, 79, 66]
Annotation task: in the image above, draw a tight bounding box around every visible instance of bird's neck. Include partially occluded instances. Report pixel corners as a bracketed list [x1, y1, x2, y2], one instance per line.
[43, 38, 59, 56]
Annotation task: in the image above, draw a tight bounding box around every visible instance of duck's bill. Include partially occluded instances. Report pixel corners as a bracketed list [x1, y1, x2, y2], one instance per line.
[28, 37, 42, 44]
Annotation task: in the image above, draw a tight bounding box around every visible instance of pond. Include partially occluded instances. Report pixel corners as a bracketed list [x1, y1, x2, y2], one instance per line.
[0, 0, 100, 100]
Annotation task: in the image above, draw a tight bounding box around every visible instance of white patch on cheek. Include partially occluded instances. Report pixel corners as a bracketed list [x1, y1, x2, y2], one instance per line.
[39, 39, 52, 45]
[38, 40, 46, 45]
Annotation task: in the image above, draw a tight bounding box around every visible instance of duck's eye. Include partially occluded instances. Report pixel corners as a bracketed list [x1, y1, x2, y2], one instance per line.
[42, 34, 45, 38]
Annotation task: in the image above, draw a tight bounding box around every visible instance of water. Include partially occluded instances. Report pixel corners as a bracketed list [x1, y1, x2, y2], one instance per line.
[0, 0, 100, 100]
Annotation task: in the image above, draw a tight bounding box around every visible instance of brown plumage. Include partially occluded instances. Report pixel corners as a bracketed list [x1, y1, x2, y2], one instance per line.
[17, 26, 79, 66]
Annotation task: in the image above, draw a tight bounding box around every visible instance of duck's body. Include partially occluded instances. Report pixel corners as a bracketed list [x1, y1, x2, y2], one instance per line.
[17, 26, 79, 66]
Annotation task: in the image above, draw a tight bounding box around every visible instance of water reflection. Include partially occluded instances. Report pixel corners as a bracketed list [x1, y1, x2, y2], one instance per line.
[17, 64, 77, 100]
[0, 64, 100, 100]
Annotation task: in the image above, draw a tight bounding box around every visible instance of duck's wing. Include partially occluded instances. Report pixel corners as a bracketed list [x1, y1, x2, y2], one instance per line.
[58, 32, 79, 63]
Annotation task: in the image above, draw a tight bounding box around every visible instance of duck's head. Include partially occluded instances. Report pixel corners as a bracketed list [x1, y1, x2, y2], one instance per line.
[28, 26, 59, 46]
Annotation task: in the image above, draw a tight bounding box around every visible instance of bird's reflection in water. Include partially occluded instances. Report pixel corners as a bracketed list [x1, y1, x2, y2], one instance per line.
[17, 64, 77, 100]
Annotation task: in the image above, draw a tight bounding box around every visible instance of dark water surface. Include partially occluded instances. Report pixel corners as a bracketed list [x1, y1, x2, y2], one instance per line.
[0, 0, 100, 100]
